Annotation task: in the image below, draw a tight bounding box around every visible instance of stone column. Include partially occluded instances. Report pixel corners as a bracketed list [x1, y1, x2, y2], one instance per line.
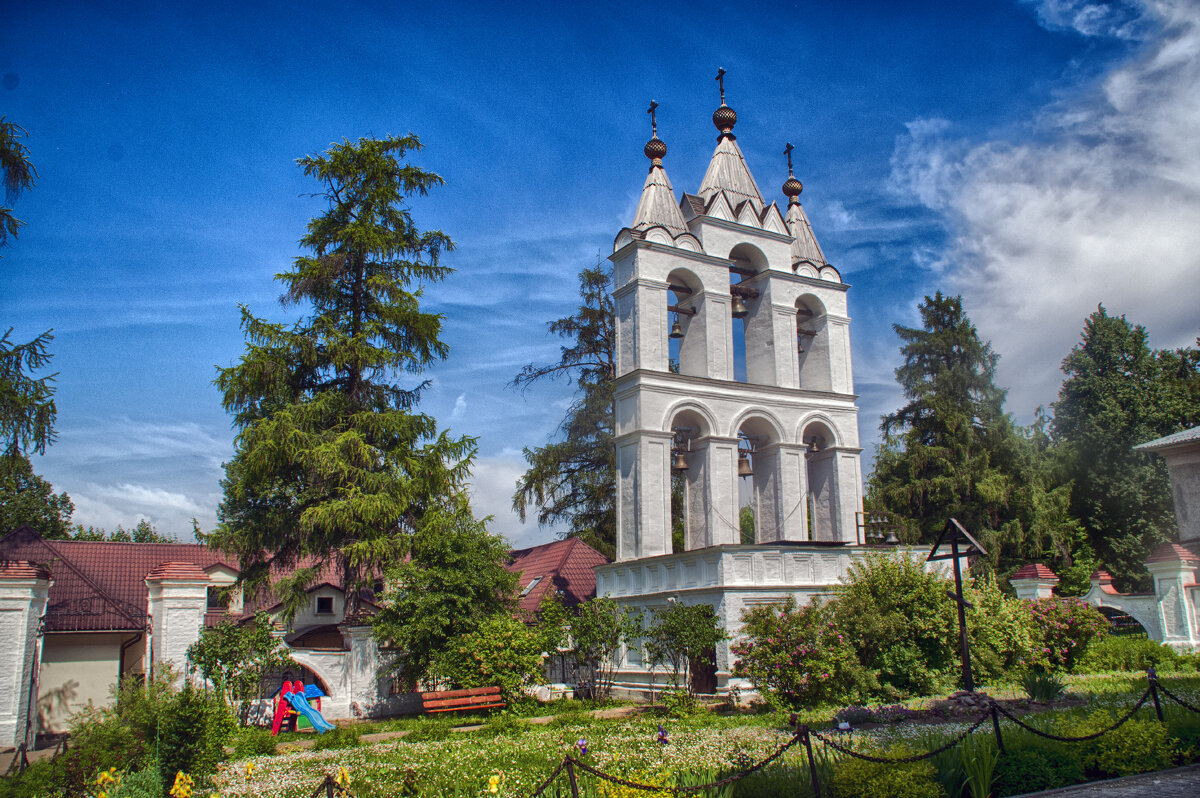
[1146, 544, 1200, 649]
[146, 562, 210, 683]
[0, 562, 51, 748]
[1010, 564, 1059, 600]
[339, 624, 381, 718]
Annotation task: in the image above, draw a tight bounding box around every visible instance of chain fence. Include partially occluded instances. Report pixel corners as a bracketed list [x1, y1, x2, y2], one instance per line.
[222, 670, 1200, 798]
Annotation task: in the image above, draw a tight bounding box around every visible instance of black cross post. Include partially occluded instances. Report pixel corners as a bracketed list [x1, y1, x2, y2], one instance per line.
[927, 518, 987, 693]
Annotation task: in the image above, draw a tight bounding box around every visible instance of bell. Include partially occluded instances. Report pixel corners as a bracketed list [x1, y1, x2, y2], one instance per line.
[669, 316, 684, 339]
[672, 450, 689, 471]
[737, 450, 753, 477]
[884, 530, 901, 546]
[731, 295, 748, 319]
[797, 337, 805, 354]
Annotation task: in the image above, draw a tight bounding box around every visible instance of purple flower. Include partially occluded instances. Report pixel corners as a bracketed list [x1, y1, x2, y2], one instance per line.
[656, 725, 669, 745]
[576, 738, 587, 756]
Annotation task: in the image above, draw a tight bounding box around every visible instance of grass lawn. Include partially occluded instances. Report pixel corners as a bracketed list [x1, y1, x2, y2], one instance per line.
[213, 672, 1200, 798]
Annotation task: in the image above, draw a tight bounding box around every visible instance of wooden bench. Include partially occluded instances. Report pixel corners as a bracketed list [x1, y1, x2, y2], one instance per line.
[420, 686, 506, 714]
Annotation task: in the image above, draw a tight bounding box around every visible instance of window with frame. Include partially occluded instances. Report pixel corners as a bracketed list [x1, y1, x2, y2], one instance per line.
[316, 596, 334, 615]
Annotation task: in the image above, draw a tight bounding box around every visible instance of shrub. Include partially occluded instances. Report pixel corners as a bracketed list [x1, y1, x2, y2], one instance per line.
[229, 725, 279, 757]
[992, 743, 1083, 796]
[829, 749, 941, 798]
[110, 767, 162, 798]
[964, 575, 1039, 683]
[312, 725, 361, 750]
[833, 553, 957, 698]
[1076, 635, 1180, 673]
[429, 612, 545, 704]
[644, 602, 728, 697]
[1093, 718, 1178, 777]
[958, 734, 999, 798]
[733, 597, 873, 709]
[1025, 598, 1108, 672]
[156, 682, 235, 788]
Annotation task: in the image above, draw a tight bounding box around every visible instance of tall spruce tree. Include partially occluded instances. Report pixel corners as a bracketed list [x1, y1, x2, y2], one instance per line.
[212, 135, 473, 619]
[511, 264, 617, 557]
[869, 293, 1076, 573]
[1051, 307, 1200, 591]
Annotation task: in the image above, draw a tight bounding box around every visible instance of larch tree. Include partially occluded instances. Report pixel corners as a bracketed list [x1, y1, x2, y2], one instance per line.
[1051, 307, 1200, 591]
[212, 135, 474, 620]
[511, 264, 617, 557]
[1, 117, 38, 247]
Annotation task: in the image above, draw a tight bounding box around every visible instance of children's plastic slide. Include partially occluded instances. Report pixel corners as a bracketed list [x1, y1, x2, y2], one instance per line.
[284, 689, 334, 733]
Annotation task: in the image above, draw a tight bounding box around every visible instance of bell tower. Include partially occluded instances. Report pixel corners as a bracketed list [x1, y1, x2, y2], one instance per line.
[610, 78, 863, 563]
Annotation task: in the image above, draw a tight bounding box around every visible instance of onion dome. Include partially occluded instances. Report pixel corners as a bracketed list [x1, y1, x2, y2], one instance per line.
[644, 135, 667, 163]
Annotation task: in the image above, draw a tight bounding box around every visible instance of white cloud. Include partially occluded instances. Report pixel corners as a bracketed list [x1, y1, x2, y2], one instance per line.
[70, 482, 217, 539]
[466, 455, 560, 549]
[1020, 0, 1147, 39]
[889, 0, 1200, 418]
[450, 392, 467, 421]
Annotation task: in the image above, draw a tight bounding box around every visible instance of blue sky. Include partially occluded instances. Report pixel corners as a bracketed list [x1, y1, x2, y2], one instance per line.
[3, 0, 1197, 546]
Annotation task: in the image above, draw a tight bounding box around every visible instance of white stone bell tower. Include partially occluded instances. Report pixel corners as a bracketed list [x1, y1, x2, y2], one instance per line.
[597, 77, 871, 695]
[610, 82, 862, 562]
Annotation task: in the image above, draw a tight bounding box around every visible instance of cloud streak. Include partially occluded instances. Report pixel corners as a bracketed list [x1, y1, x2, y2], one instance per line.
[888, 0, 1200, 418]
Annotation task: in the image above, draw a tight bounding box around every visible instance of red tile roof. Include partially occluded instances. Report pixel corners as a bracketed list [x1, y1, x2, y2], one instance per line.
[1146, 542, 1200, 565]
[505, 537, 609, 616]
[0, 560, 51, 581]
[146, 561, 211, 581]
[1011, 563, 1058, 581]
[0, 526, 233, 632]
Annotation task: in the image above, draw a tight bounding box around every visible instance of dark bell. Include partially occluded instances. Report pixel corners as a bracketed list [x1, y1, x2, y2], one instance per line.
[731, 295, 748, 319]
[737, 450, 753, 477]
[673, 450, 689, 471]
[669, 318, 684, 339]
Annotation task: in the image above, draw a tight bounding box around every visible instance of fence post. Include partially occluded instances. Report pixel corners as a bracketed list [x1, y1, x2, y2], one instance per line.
[989, 703, 1006, 755]
[799, 725, 822, 798]
[566, 758, 581, 798]
[1148, 667, 1165, 722]
[326, 774, 335, 798]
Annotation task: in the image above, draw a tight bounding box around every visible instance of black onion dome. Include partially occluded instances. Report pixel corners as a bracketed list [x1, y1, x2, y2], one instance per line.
[644, 135, 667, 161]
[783, 175, 803, 200]
[713, 103, 737, 137]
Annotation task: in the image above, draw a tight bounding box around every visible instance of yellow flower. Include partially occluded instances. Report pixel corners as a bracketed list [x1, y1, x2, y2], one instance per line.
[96, 767, 119, 786]
[488, 771, 504, 793]
[335, 765, 351, 788]
[97, 793, 108, 798]
[245, 762, 256, 777]
[169, 771, 194, 798]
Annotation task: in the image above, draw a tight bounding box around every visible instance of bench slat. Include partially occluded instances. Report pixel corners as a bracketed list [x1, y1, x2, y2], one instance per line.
[426, 701, 506, 713]
[419, 685, 505, 714]
[419, 686, 501, 701]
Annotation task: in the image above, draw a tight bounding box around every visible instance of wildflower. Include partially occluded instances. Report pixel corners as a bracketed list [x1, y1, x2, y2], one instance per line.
[488, 771, 504, 793]
[656, 725, 669, 745]
[245, 762, 256, 777]
[575, 737, 588, 756]
[335, 765, 352, 788]
[170, 771, 194, 798]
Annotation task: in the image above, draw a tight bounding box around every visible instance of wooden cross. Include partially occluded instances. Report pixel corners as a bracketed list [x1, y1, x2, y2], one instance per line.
[647, 100, 658, 137]
[784, 142, 795, 176]
[716, 68, 727, 104]
[927, 518, 988, 692]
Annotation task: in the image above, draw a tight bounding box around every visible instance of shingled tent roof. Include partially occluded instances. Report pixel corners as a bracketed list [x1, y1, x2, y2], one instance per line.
[0, 525, 234, 632]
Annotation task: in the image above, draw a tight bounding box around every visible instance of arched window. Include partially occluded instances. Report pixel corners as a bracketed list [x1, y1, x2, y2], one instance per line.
[735, 415, 781, 545]
[801, 420, 837, 541]
[668, 408, 710, 551]
[729, 244, 769, 385]
[796, 295, 832, 391]
[666, 269, 704, 377]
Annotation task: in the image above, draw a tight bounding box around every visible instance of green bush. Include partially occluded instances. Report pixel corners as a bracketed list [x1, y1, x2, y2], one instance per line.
[1022, 666, 1067, 702]
[229, 725, 279, 757]
[429, 612, 545, 704]
[965, 576, 1040, 684]
[733, 597, 874, 709]
[1077, 635, 1180, 673]
[833, 553, 958, 698]
[312, 725, 361, 750]
[110, 767, 162, 798]
[1094, 718, 1178, 777]
[829, 749, 941, 798]
[992, 743, 1083, 796]
[156, 682, 235, 789]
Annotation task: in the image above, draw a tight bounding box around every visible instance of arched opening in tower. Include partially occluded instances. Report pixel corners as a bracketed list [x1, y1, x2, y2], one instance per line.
[736, 415, 781, 545]
[666, 269, 703, 377]
[801, 420, 838, 541]
[669, 408, 709, 551]
[728, 243, 768, 385]
[796, 295, 832, 392]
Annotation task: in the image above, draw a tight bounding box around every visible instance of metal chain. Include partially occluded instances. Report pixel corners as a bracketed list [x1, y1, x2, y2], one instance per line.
[566, 733, 803, 794]
[992, 689, 1151, 742]
[810, 710, 991, 764]
[528, 759, 569, 798]
[1155, 681, 1200, 714]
